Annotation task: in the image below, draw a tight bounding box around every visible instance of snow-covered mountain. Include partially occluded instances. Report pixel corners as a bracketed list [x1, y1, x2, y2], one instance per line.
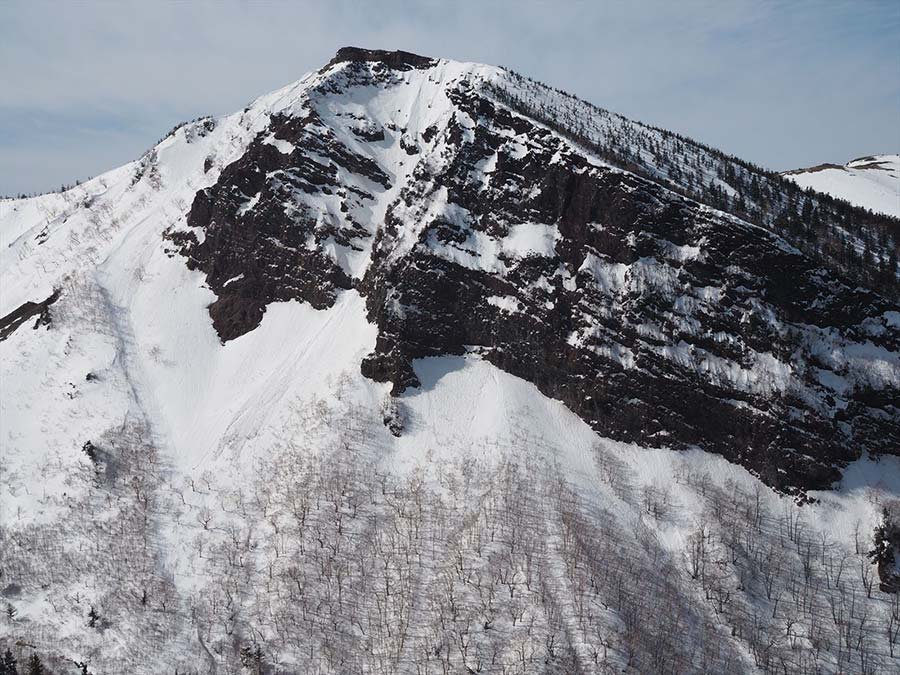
[1, 47, 899, 674]
[783, 154, 900, 218]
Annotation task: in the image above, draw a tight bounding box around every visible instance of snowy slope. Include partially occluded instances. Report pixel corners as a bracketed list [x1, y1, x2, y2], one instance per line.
[783, 154, 900, 217]
[2, 48, 899, 674]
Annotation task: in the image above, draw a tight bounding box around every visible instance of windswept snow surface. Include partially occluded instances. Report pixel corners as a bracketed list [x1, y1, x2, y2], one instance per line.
[784, 154, 900, 217]
[2, 53, 899, 674]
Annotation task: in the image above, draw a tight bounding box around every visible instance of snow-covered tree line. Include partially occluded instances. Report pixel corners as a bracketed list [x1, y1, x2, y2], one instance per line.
[2, 392, 897, 674]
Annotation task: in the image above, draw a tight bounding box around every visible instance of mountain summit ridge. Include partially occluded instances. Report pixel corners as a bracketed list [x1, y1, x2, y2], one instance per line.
[783, 153, 900, 218]
[326, 45, 440, 70]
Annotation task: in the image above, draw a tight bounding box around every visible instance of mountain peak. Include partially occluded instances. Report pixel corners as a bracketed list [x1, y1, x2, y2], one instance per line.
[2, 46, 900, 674]
[327, 46, 438, 70]
[783, 153, 900, 217]
[3, 49, 897, 495]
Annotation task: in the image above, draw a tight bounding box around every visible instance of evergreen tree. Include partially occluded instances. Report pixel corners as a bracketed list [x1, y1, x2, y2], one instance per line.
[239, 644, 264, 673]
[801, 197, 813, 223]
[26, 655, 42, 675]
[1, 648, 18, 675]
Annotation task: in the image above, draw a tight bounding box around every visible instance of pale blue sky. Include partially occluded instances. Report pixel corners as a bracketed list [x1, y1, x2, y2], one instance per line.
[1, 0, 898, 195]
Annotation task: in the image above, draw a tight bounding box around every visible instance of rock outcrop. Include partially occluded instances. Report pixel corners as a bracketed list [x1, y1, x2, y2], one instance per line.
[172, 48, 900, 493]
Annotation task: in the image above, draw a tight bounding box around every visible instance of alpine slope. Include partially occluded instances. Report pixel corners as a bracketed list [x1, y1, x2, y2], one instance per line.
[1, 48, 899, 675]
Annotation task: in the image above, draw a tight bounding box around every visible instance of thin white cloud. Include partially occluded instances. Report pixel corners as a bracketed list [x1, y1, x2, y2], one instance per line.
[1, 0, 897, 194]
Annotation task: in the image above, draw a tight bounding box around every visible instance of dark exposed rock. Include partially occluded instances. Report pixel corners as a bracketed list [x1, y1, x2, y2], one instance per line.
[326, 46, 438, 71]
[380, 396, 405, 437]
[352, 126, 385, 143]
[0, 290, 59, 341]
[82, 440, 99, 465]
[173, 108, 384, 340]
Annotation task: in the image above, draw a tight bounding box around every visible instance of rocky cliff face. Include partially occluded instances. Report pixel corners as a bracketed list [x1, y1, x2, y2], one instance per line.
[173, 48, 900, 493]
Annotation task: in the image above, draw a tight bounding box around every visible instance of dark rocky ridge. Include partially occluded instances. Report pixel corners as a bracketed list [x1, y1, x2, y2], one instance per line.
[173, 50, 899, 493]
[0, 290, 58, 341]
[326, 46, 438, 71]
